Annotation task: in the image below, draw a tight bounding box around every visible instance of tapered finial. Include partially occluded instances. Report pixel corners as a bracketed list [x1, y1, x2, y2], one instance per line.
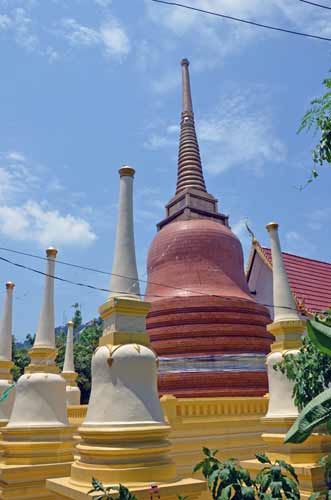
[63, 321, 75, 373]
[176, 58, 207, 194]
[0, 282, 14, 362]
[266, 223, 300, 323]
[108, 166, 140, 300]
[33, 248, 57, 349]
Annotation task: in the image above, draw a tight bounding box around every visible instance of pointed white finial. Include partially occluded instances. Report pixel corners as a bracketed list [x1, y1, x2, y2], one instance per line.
[0, 282, 15, 362]
[108, 166, 140, 300]
[63, 321, 75, 373]
[266, 223, 300, 322]
[34, 247, 57, 348]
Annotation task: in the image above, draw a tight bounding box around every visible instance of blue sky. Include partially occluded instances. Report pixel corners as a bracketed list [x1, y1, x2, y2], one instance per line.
[0, 0, 330, 340]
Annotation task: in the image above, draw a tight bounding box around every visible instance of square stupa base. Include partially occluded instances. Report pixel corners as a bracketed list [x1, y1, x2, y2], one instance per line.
[0, 461, 72, 500]
[47, 476, 206, 500]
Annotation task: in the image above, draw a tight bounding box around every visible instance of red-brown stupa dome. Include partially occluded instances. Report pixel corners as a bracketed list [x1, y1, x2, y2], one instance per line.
[145, 59, 273, 398]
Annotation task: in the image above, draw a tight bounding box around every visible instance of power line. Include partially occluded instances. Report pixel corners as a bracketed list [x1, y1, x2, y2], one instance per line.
[0, 246, 223, 297]
[150, 0, 331, 42]
[297, 0, 331, 10]
[0, 253, 309, 313]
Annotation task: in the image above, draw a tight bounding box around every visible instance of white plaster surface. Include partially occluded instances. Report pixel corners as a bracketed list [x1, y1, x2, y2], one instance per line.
[0, 379, 15, 421]
[268, 226, 300, 322]
[84, 344, 165, 425]
[104, 313, 146, 335]
[265, 351, 298, 418]
[109, 172, 140, 300]
[0, 285, 13, 361]
[65, 385, 81, 406]
[63, 323, 75, 373]
[7, 373, 69, 427]
[34, 254, 56, 348]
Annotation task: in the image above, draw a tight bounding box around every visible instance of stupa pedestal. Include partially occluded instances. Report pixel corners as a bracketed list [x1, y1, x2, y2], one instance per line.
[242, 223, 330, 498]
[0, 248, 74, 500]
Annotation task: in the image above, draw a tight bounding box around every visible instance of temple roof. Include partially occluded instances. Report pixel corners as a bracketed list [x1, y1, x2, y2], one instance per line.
[246, 240, 331, 315]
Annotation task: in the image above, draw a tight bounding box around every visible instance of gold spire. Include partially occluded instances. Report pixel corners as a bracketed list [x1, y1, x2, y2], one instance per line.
[176, 58, 207, 195]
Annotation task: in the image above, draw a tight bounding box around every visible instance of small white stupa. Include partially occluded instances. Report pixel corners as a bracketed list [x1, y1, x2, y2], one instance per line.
[0, 248, 74, 500]
[62, 320, 81, 406]
[0, 282, 16, 429]
[265, 222, 305, 419]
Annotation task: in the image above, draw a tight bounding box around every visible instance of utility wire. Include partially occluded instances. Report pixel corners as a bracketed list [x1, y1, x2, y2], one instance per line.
[0, 253, 308, 312]
[0, 245, 227, 297]
[297, 0, 331, 10]
[150, 0, 331, 42]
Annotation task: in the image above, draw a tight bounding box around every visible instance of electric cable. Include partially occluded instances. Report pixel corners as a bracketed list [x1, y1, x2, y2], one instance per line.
[297, 0, 331, 10]
[150, 0, 331, 42]
[0, 253, 311, 312]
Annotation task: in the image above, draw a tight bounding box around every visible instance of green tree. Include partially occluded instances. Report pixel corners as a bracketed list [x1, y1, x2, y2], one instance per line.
[299, 73, 331, 185]
[73, 319, 102, 403]
[11, 335, 30, 381]
[72, 302, 83, 330]
[285, 314, 331, 444]
[274, 335, 331, 410]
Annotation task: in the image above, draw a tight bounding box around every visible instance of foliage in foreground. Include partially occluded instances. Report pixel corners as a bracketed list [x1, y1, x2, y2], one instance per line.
[88, 479, 137, 500]
[299, 73, 331, 186]
[285, 313, 331, 444]
[194, 447, 300, 500]
[274, 335, 331, 411]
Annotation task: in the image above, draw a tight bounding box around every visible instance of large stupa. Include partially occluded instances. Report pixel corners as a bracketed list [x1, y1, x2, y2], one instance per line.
[145, 59, 273, 398]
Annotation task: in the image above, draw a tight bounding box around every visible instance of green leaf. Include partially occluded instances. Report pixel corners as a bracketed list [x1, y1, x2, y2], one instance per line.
[256, 453, 272, 464]
[270, 480, 282, 497]
[307, 319, 331, 356]
[0, 384, 15, 402]
[208, 469, 220, 489]
[242, 486, 255, 500]
[275, 460, 299, 483]
[219, 484, 232, 500]
[259, 474, 272, 493]
[285, 387, 331, 443]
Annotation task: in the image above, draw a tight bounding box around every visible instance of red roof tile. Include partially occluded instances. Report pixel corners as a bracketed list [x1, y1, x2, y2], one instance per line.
[261, 247, 331, 314]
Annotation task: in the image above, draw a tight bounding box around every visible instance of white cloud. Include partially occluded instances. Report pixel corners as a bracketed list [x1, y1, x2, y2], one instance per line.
[5, 151, 26, 162]
[100, 19, 130, 58]
[0, 201, 97, 247]
[94, 0, 112, 6]
[0, 14, 11, 30]
[145, 0, 330, 72]
[144, 87, 286, 175]
[0, 160, 39, 202]
[152, 72, 180, 94]
[0, 150, 97, 247]
[307, 208, 331, 231]
[285, 229, 316, 256]
[60, 17, 130, 59]
[0, 7, 39, 51]
[144, 133, 176, 151]
[198, 95, 287, 175]
[61, 18, 99, 46]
